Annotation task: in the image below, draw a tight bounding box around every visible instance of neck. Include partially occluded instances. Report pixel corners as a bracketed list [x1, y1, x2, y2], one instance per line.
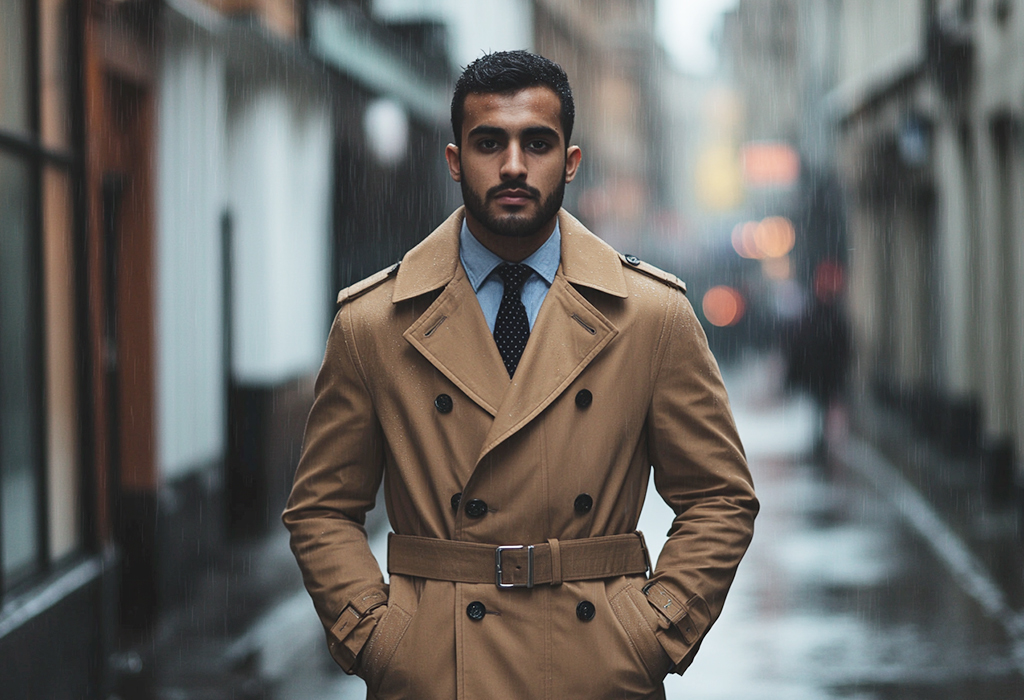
[463, 211, 556, 262]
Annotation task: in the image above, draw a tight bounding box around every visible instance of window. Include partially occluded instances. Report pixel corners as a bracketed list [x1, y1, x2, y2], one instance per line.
[0, 0, 82, 594]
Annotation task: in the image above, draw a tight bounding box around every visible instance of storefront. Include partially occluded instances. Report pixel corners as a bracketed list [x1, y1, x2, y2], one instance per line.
[0, 0, 116, 696]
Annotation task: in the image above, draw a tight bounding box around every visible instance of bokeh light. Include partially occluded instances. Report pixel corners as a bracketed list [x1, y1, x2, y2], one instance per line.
[702, 285, 746, 327]
[755, 216, 796, 257]
[732, 216, 796, 260]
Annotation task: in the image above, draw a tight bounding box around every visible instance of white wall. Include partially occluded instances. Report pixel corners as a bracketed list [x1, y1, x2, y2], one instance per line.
[156, 29, 228, 480]
[373, 0, 533, 69]
[932, 117, 974, 398]
[840, 0, 924, 89]
[227, 85, 333, 386]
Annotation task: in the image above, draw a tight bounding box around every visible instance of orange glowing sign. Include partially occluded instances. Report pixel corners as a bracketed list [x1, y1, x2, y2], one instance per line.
[742, 142, 800, 187]
[702, 286, 746, 327]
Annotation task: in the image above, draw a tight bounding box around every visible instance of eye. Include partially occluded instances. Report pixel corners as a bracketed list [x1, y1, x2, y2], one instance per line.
[527, 139, 551, 151]
[477, 138, 500, 151]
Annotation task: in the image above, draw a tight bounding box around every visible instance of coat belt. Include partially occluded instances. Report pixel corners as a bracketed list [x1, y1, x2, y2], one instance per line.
[387, 532, 651, 587]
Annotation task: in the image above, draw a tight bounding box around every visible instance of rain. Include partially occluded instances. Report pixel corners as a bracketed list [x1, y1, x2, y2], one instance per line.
[2, 0, 1024, 698]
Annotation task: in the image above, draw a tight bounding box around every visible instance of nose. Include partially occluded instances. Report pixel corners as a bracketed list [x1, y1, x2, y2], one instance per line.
[500, 143, 528, 181]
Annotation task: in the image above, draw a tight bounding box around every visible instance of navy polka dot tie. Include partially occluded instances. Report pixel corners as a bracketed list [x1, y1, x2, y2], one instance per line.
[494, 263, 532, 378]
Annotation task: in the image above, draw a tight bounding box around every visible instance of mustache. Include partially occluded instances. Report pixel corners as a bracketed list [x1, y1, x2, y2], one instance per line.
[486, 181, 541, 199]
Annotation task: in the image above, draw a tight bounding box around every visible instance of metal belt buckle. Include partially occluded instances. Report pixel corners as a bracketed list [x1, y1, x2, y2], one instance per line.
[495, 544, 534, 588]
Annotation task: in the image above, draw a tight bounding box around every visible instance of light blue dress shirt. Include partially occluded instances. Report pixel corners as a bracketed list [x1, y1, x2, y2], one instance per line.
[459, 219, 561, 332]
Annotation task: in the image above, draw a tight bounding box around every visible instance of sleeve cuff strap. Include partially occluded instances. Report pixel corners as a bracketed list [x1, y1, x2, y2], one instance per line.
[644, 582, 710, 646]
[327, 588, 388, 673]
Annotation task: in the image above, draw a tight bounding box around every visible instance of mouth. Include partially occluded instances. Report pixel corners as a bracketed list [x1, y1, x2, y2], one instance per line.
[491, 188, 537, 207]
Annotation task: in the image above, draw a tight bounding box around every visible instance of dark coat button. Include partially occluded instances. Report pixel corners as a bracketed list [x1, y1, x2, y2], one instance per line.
[624, 254, 641, 266]
[574, 493, 593, 514]
[465, 498, 488, 518]
[467, 601, 486, 621]
[451, 492, 462, 510]
[435, 394, 453, 413]
[576, 600, 596, 621]
[575, 389, 593, 408]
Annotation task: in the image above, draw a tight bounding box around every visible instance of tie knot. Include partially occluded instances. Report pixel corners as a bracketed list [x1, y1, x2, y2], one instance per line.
[497, 263, 531, 294]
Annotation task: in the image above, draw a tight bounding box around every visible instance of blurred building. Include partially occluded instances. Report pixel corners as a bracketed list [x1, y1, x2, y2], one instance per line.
[0, 0, 451, 696]
[833, 0, 1024, 490]
[533, 0, 664, 254]
[372, 0, 534, 71]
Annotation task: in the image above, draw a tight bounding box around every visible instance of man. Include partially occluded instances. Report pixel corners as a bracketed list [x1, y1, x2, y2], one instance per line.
[284, 51, 757, 700]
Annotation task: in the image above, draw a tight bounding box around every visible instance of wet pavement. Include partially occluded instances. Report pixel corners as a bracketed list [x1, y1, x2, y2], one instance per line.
[661, 357, 1024, 700]
[129, 353, 1024, 699]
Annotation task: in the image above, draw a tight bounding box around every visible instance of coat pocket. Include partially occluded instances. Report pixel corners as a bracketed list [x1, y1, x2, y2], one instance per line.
[359, 602, 413, 695]
[609, 582, 673, 684]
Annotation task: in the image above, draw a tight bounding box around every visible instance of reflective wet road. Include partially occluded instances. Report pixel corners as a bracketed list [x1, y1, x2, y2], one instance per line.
[263, 355, 1024, 700]
[660, 358, 1024, 700]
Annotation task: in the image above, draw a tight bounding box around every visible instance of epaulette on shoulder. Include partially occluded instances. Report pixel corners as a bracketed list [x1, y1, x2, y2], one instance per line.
[618, 253, 687, 295]
[336, 262, 400, 305]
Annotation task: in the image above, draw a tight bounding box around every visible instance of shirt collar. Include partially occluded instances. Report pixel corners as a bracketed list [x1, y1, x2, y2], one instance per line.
[459, 218, 561, 292]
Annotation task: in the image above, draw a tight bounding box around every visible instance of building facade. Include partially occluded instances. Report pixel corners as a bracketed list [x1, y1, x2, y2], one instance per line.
[834, 0, 1024, 490]
[0, 0, 453, 696]
[532, 0, 663, 256]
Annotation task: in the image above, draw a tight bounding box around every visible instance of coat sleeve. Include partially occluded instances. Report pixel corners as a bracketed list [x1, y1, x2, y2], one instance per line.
[282, 304, 388, 673]
[644, 289, 759, 674]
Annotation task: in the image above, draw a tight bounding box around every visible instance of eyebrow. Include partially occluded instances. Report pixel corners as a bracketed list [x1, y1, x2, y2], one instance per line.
[467, 125, 561, 141]
[522, 126, 560, 140]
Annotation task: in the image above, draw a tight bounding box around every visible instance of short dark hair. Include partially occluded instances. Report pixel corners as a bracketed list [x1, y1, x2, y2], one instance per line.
[451, 50, 575, 147]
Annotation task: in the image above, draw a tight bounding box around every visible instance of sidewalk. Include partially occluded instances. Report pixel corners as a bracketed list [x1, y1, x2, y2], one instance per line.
[846, 395, 1024, 608]
[112, 501, 391, 700]
[838, 393, 1024, 667]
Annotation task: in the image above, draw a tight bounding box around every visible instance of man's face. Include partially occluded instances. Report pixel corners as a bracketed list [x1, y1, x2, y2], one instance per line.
[446, 87, 581, 240]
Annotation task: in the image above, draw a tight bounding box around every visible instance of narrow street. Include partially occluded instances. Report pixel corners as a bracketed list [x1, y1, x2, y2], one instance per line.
[221, 354, 1024, 700]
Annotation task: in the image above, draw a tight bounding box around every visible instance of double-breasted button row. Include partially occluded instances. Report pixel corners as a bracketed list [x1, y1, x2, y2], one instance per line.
[453, 493, 588, 517]
[469, 600, 593, 622]
[442, 390, 593, 412]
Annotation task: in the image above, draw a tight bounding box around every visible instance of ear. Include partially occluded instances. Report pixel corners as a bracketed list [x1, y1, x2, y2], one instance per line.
[445, 144, 462, 182]
[564, 145, 582, 183]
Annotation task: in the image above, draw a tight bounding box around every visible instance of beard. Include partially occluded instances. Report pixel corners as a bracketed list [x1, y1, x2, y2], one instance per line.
[461, 173, 566, 239]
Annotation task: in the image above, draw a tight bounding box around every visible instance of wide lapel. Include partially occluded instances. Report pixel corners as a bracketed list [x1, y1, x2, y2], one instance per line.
[403, 263, 508, 416]
[475, 210, 628, 463]
[399, 207, 508, 416]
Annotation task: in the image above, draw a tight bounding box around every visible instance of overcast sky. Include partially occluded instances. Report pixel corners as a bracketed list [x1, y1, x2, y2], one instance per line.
[656, 0, 739, 76]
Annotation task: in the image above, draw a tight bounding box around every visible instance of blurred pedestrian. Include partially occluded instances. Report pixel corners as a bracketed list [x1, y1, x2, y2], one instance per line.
[283, 50, 757, 700]
[785, 260, 851, 456]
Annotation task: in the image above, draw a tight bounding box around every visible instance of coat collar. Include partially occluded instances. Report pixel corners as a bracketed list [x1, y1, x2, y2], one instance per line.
[398, 207, 625, 465]
[391, 207, 628, 303]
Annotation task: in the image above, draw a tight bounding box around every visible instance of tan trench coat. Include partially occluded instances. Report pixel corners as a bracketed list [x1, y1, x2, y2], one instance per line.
[284, 208, 758, 700]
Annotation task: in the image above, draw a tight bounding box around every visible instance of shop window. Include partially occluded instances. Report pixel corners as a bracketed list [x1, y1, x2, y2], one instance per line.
[0, 0, 83, 593]
[0, 0, 31, 135]
[0, 152, 43, 586]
